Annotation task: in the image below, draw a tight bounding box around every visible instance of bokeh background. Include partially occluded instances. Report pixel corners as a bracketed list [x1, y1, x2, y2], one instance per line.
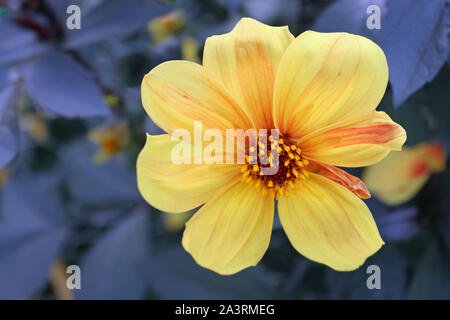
[0, 0, 449, 299]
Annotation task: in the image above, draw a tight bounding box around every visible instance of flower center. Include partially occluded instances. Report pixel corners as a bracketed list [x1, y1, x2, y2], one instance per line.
[240, 135, 309, 199]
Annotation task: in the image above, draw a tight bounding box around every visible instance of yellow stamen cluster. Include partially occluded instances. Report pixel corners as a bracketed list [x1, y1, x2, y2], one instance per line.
[240, 135, 310, 199]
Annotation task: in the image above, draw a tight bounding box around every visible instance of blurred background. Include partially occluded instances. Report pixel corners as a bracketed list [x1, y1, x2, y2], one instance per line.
[0, 0, 449, 299]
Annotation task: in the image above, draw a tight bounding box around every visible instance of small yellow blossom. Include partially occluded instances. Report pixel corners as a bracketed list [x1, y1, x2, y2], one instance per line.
[363, 142, 446, 205]
[103, 93, 120, 108]
[148, 10, 185, 43]
[20, 113, 48, 144]
[88, 122, 130, 163]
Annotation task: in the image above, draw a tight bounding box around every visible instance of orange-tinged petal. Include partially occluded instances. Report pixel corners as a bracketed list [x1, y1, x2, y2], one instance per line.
[141, 60, 254, 135]
[203, 17, 294, 129]
[362, 142, 446, 205]
[308, 161, 370, 199]
[411, 142, 446, 172]
[278, 173, 383, 271]
[136, 134, 240, 213]
[299, 111, 406, 167]
[182, 181, 274, 275]
[273, 31, 388, 138]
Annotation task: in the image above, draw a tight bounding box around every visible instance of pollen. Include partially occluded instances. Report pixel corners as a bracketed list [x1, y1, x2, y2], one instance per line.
[240, 135, 310, 199]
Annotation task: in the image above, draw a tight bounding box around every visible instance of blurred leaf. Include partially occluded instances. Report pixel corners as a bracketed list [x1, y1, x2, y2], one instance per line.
[0, 18, 49, 66]
[58, 141, 139, 206]
[436, 171, 450, 249]
[243, 0, 301, 25]
[118, 53, 153, 87]
[0, 67, 21, 168]
[149, 247, 279, 299]
[77, 209, 126, 228]
[0, 174, 69, 299]
[314, 0, 448, 107]
[75, 210, 278, 299]
[0, 67, 8, 90]
[48, 118, 88, 143]
[314, 0, 386, 35]
[194, 15, 242, 44]
[408, 241, 450, 299]
[25, 146, 58, 172]
[374, 208, 421, 241]
[376, 0, 448, 107]
[44, 0, 104, 27]
[149, 37, 181, 67]
[396, 229, 433, 263]
[424, 67, 450, 150]
[281, 259, 311, 299]
[217, 0, 244, 12]
[25, 51, 110, 117]
[61, 0, 171, 49]
[439, 214, 450, 248]
[75, 209, 151, 299]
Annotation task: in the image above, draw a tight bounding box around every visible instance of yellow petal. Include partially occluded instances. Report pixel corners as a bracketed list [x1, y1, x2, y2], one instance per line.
[203, 17, 294, 129]
[278, 173, 383, 271]
[182, 182, 274, 275]
[136, 134, 240, 213]
[141, 60, 254, 135]
[273, 31, 388, 138]
[362, 142, 446, 205]
[299, 111, 406, 167]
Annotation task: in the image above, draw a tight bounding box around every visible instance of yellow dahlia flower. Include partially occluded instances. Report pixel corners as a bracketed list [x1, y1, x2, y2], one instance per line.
[137, 18, 406, 275]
